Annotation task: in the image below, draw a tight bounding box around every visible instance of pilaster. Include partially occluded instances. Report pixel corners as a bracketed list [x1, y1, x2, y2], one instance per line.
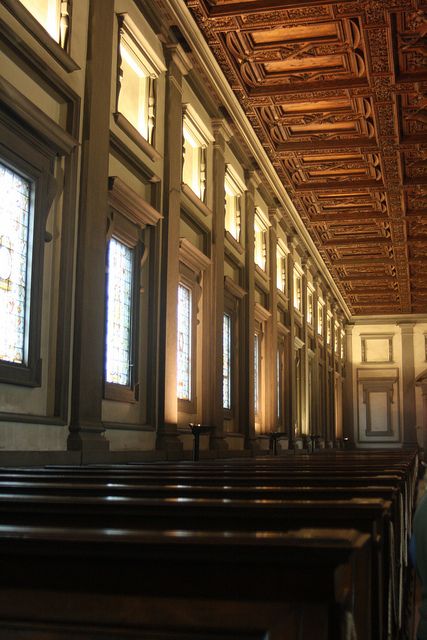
[399, 322, 417, 444]
[243, 170, 257, 448]
[287, 235, 297, 440]
[344, 323, 355, 444]
[156, 44, 192, 458]
[265, 208, 280, 433]
[210, 118, 232, 452]
[68, 0, 115, 459]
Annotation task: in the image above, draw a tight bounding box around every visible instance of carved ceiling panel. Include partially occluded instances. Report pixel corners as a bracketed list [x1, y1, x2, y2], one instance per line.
[186, 0, 427, 314]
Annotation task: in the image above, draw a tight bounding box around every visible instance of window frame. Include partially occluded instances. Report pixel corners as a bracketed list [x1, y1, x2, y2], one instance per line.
[293, 265, 303, 313]
[3, 0, 77, 72]
[105, 176, 162, 409]
[307, 284, 314, 326]
[177, 267, 199, 414]
[254, 207, 269, 273]
[222, 310, 232, 413]
[276, 240, 288, 296]
[223, 276, 246, 427]
[317, 298, 325, 336]
[182, 104, 214, 204]
[104, 216, 142, 404]
[114, 14, 165, 160]
[0, 124, 55, 387]
[224, 165, 246, 244]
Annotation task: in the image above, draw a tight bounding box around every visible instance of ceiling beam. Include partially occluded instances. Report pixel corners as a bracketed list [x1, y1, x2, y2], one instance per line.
[323, 237, 391, 247]
[207, 0, 355, 17]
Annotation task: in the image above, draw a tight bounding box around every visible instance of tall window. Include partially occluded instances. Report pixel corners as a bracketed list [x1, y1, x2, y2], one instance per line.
[0, 163, 32, 365]
[254, 208, 269, 271]
[224, 166, 245, 243]
[307, 287, 314, 325]
[177, 283, 192, 401]
[105, 238, 134, 388]
[223, 313, 232, 410]
[182, 106, 213, 203]
[317, 299, 324, 336]
[254, 332, 260, 416]
[276, 243, 287, 293]
[327, 313, 332, 346]
[293, 267, 302, 312]
[116, 17, 165, 146]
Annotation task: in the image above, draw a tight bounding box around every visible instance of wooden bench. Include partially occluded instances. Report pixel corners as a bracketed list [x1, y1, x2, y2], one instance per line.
[0, 524, 372, 640]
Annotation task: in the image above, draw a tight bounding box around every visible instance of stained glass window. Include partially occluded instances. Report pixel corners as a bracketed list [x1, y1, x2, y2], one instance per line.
[254, 333, 260, 415]
[177, 283, 192, 400]
[223, 313, 232, 410]
[0, 162, 32, 365]
[105, 237, 134, 386]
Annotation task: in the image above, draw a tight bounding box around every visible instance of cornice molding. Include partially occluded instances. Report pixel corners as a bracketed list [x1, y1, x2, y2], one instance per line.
[108, 177, 163, 227]
[179, 237, 211, 272]
[224, 276, 247, 299]
[164, 42, 192, 75]
[0, 77, 77, 155]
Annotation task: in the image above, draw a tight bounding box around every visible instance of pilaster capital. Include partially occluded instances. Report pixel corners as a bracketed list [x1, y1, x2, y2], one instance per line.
[245, 169, 262, 189]
[268, 207, 281, 227]
[211, 118, 233, 143]
[164, 43, 192, 75]
[345, 323, 354, 336]
[397, 321, 416, 335]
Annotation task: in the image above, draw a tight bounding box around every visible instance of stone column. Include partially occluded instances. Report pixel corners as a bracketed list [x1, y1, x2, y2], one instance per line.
[210, 118, 232, 452]
[343, 323, 355, 444]
[399, 322, 417, 444]
[301, 255, 311, 435]
[324, 293, 333, 443]
[68, 0, 115, 459]
[266, 208, 280, 433]
[287, 235, 297, 440]
[156, 44, 192, 458]
[311, 273, 320, 436]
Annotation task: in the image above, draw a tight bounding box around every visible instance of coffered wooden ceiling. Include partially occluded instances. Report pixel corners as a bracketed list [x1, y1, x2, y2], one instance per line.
[184, 0, 427, 315]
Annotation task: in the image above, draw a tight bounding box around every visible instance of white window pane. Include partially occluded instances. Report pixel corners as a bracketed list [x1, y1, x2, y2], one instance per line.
[20, 0, 60, 41]
[105, 238, 134, 386]
[0, 162, 32, 365]
[177, 283, 192, 400]
[119, 41, 149, 139]
[182, 131, 201, 198]
[223, 313, 231, 409]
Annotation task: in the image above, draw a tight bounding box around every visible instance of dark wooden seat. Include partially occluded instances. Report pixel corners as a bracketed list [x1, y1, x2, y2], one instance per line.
[0, 524, 372, 640]
[0, 448, 417, 640]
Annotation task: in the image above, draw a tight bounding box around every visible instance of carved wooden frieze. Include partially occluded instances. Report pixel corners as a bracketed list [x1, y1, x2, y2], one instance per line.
[185, 0, 427, 314]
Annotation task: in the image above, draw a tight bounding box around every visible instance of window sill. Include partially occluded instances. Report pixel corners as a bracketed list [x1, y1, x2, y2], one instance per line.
[113, 112, 162, 162]
[104, 382, 138, 403]
[0, 359, 42, 387]
[181, 183, 212, 217]
[2, 0, 79, 72]
[224, 230, 244, 255]
[254, 264, 270, 284]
